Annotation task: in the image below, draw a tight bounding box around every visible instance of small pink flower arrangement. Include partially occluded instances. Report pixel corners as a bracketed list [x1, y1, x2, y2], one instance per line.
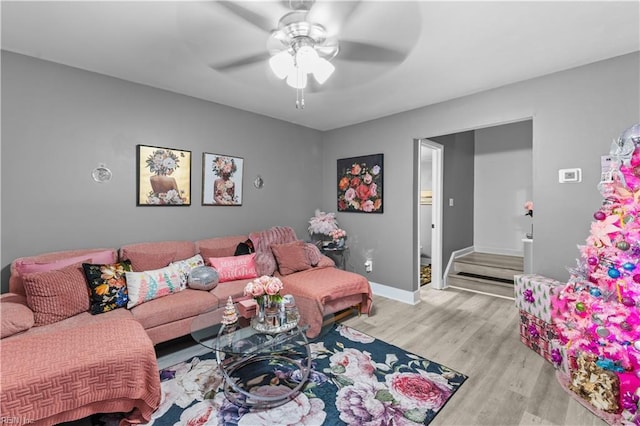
[244, 275, 284, 303]
[329, 228, 347, 242]
[524, 201, 534, 217]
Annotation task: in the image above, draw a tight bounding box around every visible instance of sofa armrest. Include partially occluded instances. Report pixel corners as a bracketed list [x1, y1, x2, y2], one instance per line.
[1, 293, 34, 338]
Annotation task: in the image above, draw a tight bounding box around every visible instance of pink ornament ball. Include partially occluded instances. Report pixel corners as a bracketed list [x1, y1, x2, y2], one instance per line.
[621, 297, 636, 307]
[587, 257, 598, 266]
[594, 211, 607, 221]
[634, 274, 640, 283]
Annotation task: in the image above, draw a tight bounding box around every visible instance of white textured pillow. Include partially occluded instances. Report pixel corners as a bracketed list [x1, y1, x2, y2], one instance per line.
[125, 264, 183, 309]
[171, 254, 205, 286]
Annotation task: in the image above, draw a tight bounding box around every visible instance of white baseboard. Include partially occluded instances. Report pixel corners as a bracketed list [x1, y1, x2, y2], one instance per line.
[369, 281, 421, 305]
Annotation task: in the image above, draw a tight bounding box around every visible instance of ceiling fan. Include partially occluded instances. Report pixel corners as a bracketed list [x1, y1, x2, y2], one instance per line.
[210, 0, 408, 109]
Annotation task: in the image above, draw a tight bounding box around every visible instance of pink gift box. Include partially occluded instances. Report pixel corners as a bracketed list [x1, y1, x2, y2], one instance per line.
[519, 309, 558, 363]
[237, 299, 257, 318]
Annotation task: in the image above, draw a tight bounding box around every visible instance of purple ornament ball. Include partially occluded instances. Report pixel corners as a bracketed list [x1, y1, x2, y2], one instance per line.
[633, 274, 640, 283]
[593, 211, 607, 221]
[587, 257, 598, 266]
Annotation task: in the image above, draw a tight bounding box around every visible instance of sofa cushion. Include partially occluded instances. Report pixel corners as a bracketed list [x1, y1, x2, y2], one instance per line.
[120, 241, 196, 271]
[197, 235, 249, 262]
[129, 289, 218, 329]
[82, 260, 132, 314]
[0, 302, 34, 338]
[10, 248, 117, 296]
[125, 264, 184, 309]
[22, 263, 90, 326]
[271, 241, 312, 275]
[124, 250, 176, 272]
[209, 254, 258, 283]
[210, 278, 253, 306]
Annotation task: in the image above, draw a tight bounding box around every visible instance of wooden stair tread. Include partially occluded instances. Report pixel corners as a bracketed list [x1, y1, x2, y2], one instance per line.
[455, 252, 524, 271]
[447, 251, 521, 299]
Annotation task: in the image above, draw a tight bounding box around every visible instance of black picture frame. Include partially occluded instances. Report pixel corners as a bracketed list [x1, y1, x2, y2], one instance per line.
[337, 153, 383, 213]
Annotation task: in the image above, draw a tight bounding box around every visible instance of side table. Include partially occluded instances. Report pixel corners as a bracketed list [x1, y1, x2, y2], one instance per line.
[321, 246, 348, 270]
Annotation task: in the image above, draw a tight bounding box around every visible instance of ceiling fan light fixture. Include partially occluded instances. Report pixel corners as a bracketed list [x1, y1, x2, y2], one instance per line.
[286, 68, 307, 89]
[312, 57, 335, 84]
[269, 50, 294, 79]
[295, 44, 319, 72]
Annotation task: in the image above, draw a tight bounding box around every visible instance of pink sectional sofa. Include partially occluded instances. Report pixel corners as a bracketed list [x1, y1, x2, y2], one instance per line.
[0, 226, 372, 425]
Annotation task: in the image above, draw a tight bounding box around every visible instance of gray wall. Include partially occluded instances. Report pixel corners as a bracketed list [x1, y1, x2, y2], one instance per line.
[2, 51, 639, 294]
[321, 52, 639, 291]
[431, 131, 476, 277]
[474, 120, 533, 255]
[1, 51, 324, 291]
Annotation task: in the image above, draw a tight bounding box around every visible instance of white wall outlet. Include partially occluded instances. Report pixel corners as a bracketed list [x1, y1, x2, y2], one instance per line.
[364, 259, 373, 273]
[449, 198, 454, 207]
[559, 168, 582, 183]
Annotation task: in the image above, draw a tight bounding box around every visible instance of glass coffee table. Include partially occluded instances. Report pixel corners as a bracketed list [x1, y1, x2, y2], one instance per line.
[191, 306, 312, 409]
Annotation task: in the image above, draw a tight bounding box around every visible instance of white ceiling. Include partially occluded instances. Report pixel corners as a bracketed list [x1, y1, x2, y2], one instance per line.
[2, 1, 639, 131]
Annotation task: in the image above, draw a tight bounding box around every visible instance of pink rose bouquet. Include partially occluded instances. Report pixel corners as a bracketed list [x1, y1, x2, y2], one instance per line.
[329, 228, 347, 242]
[244, 275, 284, 303]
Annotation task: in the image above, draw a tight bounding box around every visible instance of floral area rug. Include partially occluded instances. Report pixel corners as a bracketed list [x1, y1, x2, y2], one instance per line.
[100, 324, 467, 425]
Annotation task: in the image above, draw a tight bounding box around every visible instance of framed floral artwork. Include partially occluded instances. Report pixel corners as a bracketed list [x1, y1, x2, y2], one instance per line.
[202, 153, 244, 206]
[337, 153, 383, 213]
[136, 144, 191, 206]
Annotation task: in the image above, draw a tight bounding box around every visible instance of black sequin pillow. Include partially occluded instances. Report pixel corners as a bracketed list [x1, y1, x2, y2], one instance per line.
[82, 260, 132, 314]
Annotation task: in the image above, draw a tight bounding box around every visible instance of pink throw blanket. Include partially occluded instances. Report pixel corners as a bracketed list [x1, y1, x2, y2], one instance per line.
[1, 318, 161, 425]
[280, 266, 373, 338]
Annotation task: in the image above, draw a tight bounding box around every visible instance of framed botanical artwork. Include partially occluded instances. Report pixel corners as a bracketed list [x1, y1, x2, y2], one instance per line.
[136, 145, 191, 206]
[337, 153, 383, 213]
[202, 153, 244, 206]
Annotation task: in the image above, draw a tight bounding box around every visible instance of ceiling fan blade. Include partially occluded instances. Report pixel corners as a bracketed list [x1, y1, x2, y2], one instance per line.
[209, 52, 271, 72]
[307, 1, 361, 37]
[338, 41, 407, 63]
[217, 1, 273, 33]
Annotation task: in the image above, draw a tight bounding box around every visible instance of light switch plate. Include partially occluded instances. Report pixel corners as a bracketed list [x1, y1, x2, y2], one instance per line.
[559, 168, 582, 183]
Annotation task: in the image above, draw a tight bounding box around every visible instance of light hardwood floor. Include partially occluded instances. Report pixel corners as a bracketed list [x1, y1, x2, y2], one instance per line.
[340, 286, 606, 426]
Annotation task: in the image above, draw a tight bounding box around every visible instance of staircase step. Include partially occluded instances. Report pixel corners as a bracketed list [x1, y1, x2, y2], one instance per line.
[447, 274, 515, 299]
[454, 262, 522, 281]
[454, 252, 523, 281]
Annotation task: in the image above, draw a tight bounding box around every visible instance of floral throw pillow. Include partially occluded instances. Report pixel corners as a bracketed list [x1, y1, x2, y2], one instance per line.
[125, 264, 183, 309]
[170, 254, 205, 287]
[82, 260, 132, 314]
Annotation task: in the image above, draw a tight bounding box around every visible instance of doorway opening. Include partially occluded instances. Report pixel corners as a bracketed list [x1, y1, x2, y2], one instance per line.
[415, 139, 443, 290]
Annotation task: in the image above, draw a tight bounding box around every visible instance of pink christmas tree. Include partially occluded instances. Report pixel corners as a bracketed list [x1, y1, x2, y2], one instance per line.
[553, 124, 640, 419]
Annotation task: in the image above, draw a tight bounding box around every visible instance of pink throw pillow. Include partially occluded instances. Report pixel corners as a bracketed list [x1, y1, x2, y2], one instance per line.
[15, 250, 115, 275]
[209, 254, 258, 283]
[271, 241, 312, 276]
[0, 302, 34, 338]
[303, 243, 322, 266]
[22, 263, 90, 326]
